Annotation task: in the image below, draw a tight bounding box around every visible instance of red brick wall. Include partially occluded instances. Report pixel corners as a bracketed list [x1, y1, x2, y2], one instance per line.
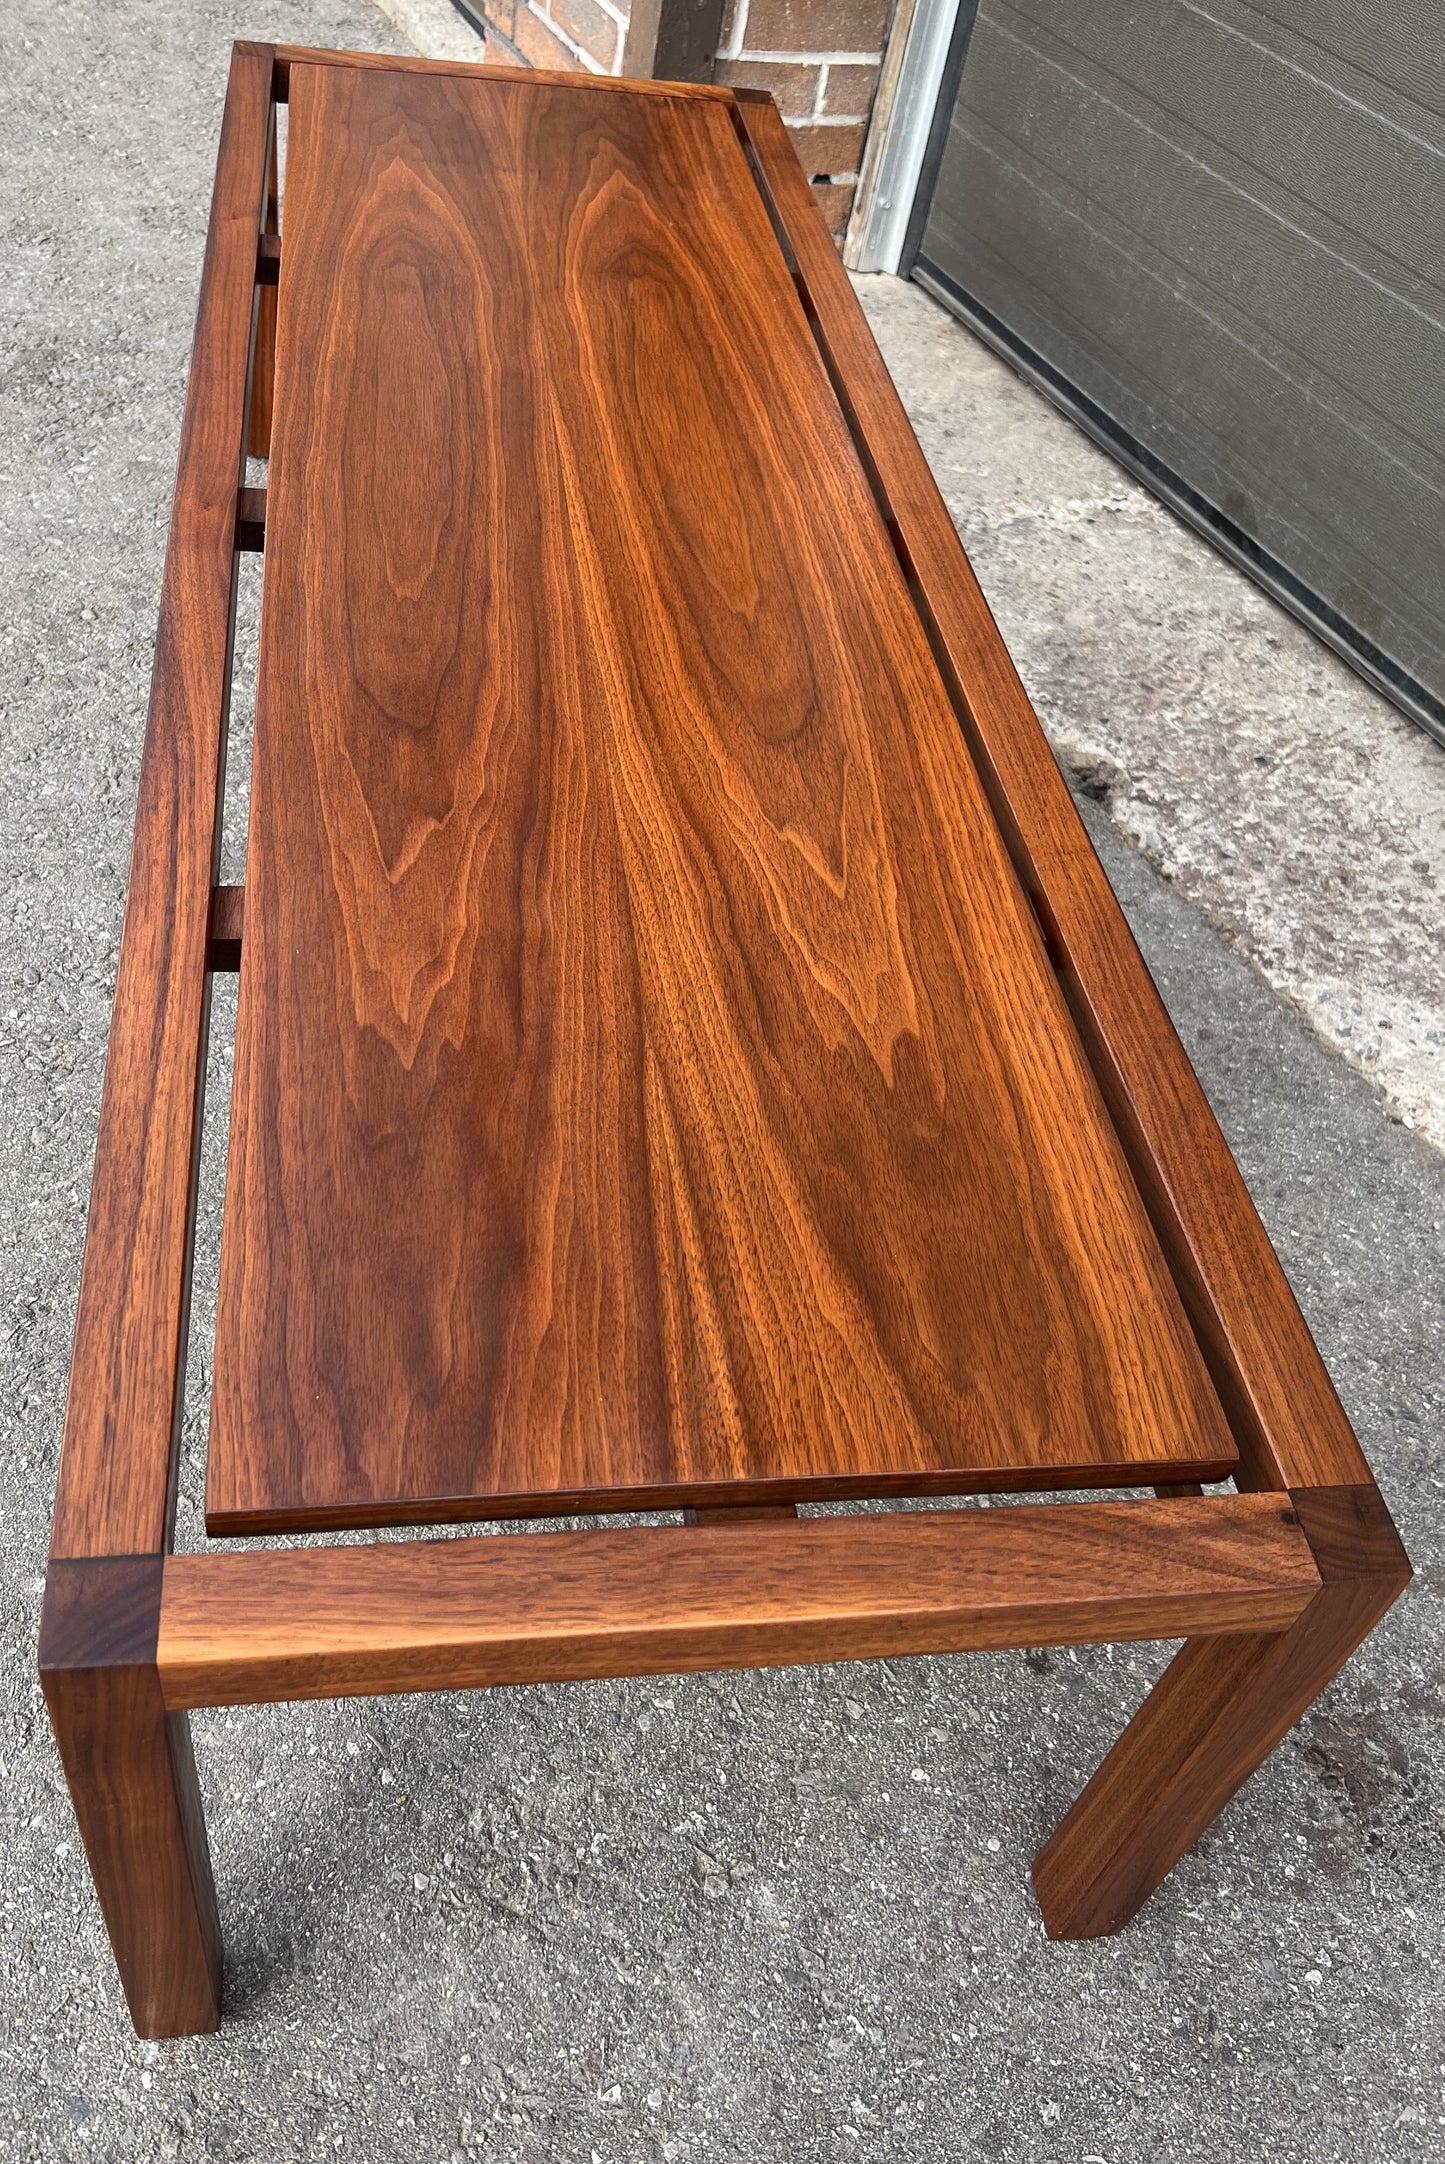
[482, 0, 626, 75]
[473, 0, 891, 235]
[714, 0, 890, 234]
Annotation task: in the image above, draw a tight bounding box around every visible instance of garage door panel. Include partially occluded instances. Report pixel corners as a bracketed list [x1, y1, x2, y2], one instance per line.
[916, 0, 1445, 723]
[953, 17, 1445, 453]
[1001, 0, 1445, 282]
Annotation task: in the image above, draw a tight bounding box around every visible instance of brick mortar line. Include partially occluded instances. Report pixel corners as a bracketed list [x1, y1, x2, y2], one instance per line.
[722, 0, 750, 60]
[728, 46, 881, 62]
[524, 0, 612, 72]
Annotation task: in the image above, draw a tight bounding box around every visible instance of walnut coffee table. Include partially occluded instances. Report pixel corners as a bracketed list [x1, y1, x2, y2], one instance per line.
[40, 42, 1410, 2038]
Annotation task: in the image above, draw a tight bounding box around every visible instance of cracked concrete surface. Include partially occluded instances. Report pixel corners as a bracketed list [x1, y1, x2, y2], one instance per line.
[1, 8, 1441, 2161]
[857, 276, 1445, 1154]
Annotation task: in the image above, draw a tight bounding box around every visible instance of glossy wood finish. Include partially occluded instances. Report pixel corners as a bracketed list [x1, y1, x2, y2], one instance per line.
[1033, 1486, 1411, 1936]
[158, 1496, 1319, 1709]
[40, 1559, 221, 2037]
[39, 42, 274, 2041]
[49, 39, 273, 1563]
[734, 91, 1372, 1501]
[208, 59, 1234, 1535]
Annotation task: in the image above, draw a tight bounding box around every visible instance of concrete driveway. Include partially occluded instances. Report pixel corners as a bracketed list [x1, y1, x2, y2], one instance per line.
[1, 4, 1440, 2158]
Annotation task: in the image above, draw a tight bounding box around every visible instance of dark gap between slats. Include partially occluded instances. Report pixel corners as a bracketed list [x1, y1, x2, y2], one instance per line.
[174, 969, 237, 1554]
[219, 548, 261, 887]
[173, 538, 262, 1548]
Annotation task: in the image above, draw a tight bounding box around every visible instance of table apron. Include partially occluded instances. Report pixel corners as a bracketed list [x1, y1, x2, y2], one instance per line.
[157, 1494, 1319, 1710]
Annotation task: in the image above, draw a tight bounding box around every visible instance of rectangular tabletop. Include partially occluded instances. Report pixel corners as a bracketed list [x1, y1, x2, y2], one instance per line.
[207, 59, 1237, 1532]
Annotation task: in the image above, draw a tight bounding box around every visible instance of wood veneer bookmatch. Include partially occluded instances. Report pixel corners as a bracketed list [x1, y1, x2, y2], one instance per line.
[207, 59, 1235, 1535]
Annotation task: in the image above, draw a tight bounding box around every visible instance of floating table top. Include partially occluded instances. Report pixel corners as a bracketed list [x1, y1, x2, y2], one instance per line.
[206, 61, 1236, 1532]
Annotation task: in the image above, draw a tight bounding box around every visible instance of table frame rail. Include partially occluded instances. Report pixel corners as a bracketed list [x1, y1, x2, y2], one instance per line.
[156, 1496, 1320, 1710]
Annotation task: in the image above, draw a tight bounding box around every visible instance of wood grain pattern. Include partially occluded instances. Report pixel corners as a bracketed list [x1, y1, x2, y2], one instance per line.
[734, 90, 1375, 1498]
[48, 42, 274, 1560]
[159, 1496, 1317, 1708]
[1032, 1484, 1410, 1936]
[207, 63, 1235, 1533]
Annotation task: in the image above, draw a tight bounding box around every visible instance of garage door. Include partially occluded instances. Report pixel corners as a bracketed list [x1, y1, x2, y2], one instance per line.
[907, 0, 1445, 742]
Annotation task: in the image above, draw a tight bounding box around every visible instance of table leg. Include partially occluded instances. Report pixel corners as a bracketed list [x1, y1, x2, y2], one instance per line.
[40, 1559, 222, 2037]
[1032, 1485, 1410, 1937]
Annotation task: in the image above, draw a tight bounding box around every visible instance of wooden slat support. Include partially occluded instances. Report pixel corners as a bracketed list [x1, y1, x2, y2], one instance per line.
[255, 231, 282, 285]
[157, 1497, 1319, 1710]
[235, 487, 266, 552]
[208, 885, 244, 973]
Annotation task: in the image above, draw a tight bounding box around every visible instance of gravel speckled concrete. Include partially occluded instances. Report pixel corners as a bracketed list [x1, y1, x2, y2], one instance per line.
[2, 11, 1441, 2160]
[856, 277, 1445, 1156]
[371, 0, 486, 60]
